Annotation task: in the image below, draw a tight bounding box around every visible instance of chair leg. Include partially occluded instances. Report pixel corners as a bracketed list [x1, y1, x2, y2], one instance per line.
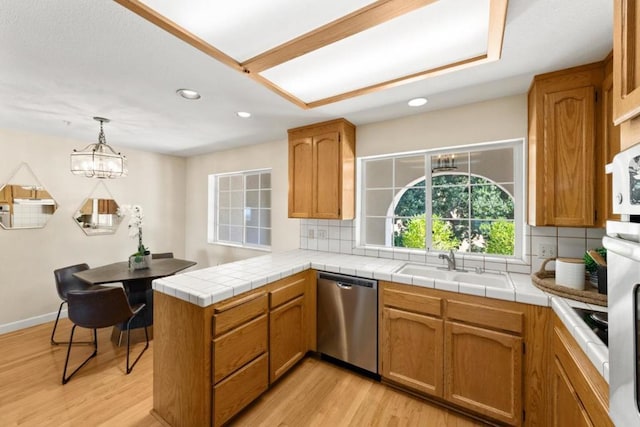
[51, 301, 93, 346]
[61, 326, 98, 384]
[125, 315, 149, 374]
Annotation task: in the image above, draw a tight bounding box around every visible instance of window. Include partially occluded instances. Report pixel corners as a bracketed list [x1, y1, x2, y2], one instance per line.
[208, 169, 271, 249]
[359, 139, 524, 258]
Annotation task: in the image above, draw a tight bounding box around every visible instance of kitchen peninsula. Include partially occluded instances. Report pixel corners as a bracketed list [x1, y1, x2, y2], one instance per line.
[151, 250, 610, 427]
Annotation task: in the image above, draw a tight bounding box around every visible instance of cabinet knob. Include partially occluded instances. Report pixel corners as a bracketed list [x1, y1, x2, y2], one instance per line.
[616, 193, 623, 204]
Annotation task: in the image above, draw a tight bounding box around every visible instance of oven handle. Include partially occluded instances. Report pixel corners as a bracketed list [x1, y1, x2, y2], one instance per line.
[603, 235, 640, 262]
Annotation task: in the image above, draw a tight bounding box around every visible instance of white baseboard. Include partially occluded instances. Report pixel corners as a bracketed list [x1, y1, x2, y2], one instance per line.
[0, 309, 67, 335]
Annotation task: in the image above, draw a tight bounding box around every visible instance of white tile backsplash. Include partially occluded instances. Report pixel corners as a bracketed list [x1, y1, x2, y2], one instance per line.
[299, 220, 604, 276]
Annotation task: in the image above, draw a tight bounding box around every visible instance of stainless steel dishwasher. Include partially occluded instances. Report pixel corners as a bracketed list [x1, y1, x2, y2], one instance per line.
[317, 271, 378, 374]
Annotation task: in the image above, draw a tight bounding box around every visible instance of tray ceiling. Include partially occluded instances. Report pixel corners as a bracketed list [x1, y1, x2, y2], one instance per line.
[117, 0, 507, 108]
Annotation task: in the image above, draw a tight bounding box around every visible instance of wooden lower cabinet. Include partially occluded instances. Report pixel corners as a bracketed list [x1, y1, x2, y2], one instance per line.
[380, 281, 549, 426]
[153, 270, 316, 427]
[552, 358, 594, 427]
[270, 295, 305, 383]
[381, 307, 443, 397]
[444, 321, 522, 425]
[552, 313, 612, 427]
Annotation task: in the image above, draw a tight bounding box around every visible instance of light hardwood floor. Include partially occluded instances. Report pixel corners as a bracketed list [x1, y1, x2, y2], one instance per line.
[0, 319, 487, 426]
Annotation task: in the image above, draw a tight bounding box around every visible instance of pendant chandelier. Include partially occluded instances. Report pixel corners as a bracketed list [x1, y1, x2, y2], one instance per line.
[70, 117, 127, 179]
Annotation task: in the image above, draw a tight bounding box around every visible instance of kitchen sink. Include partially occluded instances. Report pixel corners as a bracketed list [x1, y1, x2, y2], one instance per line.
[395, 263, 513, 289]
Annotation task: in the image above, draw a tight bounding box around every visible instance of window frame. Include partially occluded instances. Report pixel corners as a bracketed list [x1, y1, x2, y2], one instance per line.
[207, 168, 272, 251]
[356, 138, 525, 260]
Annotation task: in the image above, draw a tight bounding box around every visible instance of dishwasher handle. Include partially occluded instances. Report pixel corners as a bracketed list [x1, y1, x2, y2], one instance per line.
[336, 282, 353, 290]
[317, 271, 377, 289]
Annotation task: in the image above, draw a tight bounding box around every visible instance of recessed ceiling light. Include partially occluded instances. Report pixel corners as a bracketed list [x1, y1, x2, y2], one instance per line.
[236, 111, 251, 118]
[176, 88, 201, 100]
[408, 97, 428, 107]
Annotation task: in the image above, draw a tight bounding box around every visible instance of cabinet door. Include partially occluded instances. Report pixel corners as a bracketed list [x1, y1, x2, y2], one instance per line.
[552, 358, 594, 427]
[602, 67, 621, 223]
[543, 86, 596, 226]
[288, 137, 313, 217]
[313, 131, 341, 219]
[613, 0, 640, 124]
[381, 307, 443, 397]
[444, 321, 522, 426]
[269, 295, 305, 383]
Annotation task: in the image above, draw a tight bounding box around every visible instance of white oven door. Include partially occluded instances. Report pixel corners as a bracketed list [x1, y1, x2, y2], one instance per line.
[604, 222, 640, 427]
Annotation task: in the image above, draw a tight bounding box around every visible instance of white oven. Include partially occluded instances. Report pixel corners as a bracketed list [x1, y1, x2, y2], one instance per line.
[605, 143, 640, 426]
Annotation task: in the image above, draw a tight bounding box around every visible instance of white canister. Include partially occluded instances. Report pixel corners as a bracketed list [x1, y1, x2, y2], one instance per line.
[555, 258, 586, 290]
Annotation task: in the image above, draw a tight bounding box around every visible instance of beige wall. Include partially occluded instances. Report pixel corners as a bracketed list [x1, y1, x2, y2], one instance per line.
[184, 139, 299, 267]
[183, 94, 528, 267]
[0, 128, 186, 330]
[0, 94, 528, 330]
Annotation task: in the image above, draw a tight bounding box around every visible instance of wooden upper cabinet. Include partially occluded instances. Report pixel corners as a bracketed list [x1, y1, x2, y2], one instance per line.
[602, 54, 621, 223]
[288, 118, 355, 219]
[528, 62, 604, 227]
[613, 0, 640, 125]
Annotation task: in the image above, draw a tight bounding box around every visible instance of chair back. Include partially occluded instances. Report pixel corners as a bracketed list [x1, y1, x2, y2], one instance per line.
[53, 263, 91, 300]
[67, 287, 134, 329]
[152, 252, 174, 259]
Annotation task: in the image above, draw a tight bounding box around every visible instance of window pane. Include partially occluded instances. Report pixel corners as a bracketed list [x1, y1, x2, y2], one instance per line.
[259, 209, 271, 226]
[366, 189, 393, 216]
[230, 175, 243, 190]
[260, 190, 271, 208]
[246, 208, 259, 226]
[395, 156, 425, 188]
[366, 159, 393, 189]
[431, 218, 463, 251]
[246, 174, 259, 190]
[218, 225, 229, 241]
[432, 185, 469, 219]
[218, 191, 230, 207]
[260, 173, 271, 189]
[230, 191, 243, 208]
[470, 184, 514, 220]
[470, 148, 513, 183]
[260, 228, 271, 246]
[365, 217, 388, 246]
[218, 208, 229, 225]
[229, 208, 243, 226]
[218, 176, 230, 191]
[246, 190, 259, 208]
[433, 174, 468, 186]
[229, 226, 243, 243]
[394, 187, 425, 217]
[393, 216, 425, 249]
[475, 220, 515, 255]
[246, 227, 259, 244]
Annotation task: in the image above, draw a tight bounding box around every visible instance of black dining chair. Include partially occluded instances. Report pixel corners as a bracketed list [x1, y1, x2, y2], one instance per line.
[61, 287, 149, 384]
[51, 263, 96, 345]
[151, 252, 174, 259]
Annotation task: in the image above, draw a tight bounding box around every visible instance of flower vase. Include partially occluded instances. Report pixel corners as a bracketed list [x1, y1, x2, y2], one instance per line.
[129, 254, 151, 271]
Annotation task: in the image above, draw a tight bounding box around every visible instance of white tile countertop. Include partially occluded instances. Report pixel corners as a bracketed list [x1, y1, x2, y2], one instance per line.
[153, 249, 608, 382]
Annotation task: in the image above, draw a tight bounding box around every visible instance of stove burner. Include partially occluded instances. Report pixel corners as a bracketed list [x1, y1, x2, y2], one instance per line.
[572, 307, 608, 346]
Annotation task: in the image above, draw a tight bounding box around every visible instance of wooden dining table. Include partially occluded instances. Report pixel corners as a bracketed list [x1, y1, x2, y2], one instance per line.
[73, 258, 196, 343]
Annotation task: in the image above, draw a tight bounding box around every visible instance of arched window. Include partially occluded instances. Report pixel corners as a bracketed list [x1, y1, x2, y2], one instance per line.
[360, 139, 524, 258]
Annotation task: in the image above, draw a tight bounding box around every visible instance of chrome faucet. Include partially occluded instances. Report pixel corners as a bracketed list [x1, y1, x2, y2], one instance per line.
[439, 249, 456, 271]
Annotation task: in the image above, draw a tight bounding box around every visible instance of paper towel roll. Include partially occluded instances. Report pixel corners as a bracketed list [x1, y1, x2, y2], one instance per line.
[556, 258, 585, 290]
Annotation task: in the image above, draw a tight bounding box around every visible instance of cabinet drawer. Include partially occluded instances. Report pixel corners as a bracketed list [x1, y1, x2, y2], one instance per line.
[383, 288, 442, 317]
[447, 300, 523, 335]
[270, 276, 306, 309]
[213, 352, 269, 427]
[213, 314, 268, 383]
[213, 292, 267, 337]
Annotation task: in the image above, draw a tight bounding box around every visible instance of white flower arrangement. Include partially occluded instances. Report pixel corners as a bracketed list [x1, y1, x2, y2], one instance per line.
[118, 204, 149, 260]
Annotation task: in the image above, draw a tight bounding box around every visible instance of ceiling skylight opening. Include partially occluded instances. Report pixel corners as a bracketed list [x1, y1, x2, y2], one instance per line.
[176, 88, 201, 100]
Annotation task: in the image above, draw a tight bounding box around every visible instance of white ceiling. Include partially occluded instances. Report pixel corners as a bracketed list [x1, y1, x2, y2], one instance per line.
[0, 0, 612, 157]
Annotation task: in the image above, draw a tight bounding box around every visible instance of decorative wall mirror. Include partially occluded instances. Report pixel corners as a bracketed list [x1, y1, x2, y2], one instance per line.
[74, 181, 123, 235]
[0, 162, 58, 230]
